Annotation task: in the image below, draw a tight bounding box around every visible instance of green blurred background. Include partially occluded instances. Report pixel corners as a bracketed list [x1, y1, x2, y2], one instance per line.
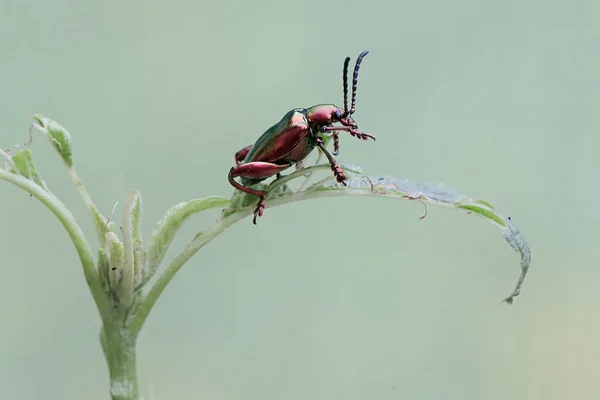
[1, 0, 598, 399]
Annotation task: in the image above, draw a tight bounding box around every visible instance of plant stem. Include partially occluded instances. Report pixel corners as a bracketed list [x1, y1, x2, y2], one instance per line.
[130, 211, 247, 335]
[130, 184, 380, 335]
[0, 169, 110, 324]
[103, 320, 139, 400]
[66, 166, 110, 245]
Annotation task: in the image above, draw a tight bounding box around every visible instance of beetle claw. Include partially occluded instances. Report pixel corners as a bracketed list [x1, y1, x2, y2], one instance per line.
[332, 165, 347, 185]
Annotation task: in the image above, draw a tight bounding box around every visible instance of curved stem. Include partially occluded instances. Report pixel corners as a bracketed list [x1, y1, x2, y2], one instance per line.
[129, 211, 247, 335]
[132, 168, 530, 333]
[66, 167, 110, 245]
[130, 185, 378, 335]
[0, 168, 110, 324]
[130, 186, 383, 334]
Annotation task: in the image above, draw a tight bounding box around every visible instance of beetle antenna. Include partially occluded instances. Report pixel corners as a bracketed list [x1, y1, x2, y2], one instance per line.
[342, 56, 350, 115]
[350, 50, 369, 115]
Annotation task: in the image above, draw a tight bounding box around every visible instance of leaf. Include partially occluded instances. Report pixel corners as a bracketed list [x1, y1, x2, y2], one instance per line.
[11, 149, 49, 190]
[105, 231, 124, 294]
[32, 115, 73, 167]
[120, 191, 141, 306]
[128, 191, 144, 287]
[31, 115, 112, 245]
[97, 248, 110, 293]
[253, 165, 532, 303]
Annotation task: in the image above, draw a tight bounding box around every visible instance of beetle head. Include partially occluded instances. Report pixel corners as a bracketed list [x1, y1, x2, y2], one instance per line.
[334, 108, 358, 129]
[306, 105, 357, 128]
[307, 104, 339, 126]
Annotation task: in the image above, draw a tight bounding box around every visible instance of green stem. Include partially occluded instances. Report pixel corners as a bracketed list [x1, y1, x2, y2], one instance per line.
[129, 211, 247, 335]
[130, 186, 377, 335]
[103, 321, 139, 400]
[66, 166, 110, 245]
[0, 168, 110, 325]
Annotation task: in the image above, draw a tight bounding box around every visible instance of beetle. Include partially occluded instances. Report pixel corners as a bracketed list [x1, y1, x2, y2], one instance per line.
[228, 50, 375, 224]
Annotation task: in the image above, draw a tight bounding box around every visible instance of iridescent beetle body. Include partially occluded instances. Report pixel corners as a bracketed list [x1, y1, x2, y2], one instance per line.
[229, 51, 375, 224]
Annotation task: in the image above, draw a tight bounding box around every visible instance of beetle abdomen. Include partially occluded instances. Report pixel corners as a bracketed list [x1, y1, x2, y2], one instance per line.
[282, 134, 316, 163]
[244, 109, 308, 163]
[240, 108, 318, 186]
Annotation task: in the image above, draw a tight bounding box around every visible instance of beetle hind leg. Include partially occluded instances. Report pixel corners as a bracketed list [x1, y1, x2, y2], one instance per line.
[228, 161, 291, 224]
[229, 170, 266, 225]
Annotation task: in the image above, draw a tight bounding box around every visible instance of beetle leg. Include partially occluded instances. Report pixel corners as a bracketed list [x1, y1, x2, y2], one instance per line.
[315, 137, 347, 186]
[333, 133, 340, 156]
[234, 145, 253, 166]
[229, 162, 291, 224]
[317, 126, 342, 156]
[323, 126, 376, 141]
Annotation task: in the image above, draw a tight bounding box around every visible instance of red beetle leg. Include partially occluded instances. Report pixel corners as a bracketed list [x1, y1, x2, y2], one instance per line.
[234, 145, 253, 165]
[228, 162, 291, 224]
[323, 126, 376, 141]
[230, 162, 291, 180]
[315, 137, 346, 185]
[322, 126, 374, 156]
[332, 133, 340, 155]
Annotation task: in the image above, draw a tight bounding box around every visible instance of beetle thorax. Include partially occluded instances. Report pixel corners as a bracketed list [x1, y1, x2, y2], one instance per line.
[306, 104, 342, 126]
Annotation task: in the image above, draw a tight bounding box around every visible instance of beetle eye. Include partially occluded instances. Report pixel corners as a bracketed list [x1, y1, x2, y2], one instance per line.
[334, 110, 342, 120]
